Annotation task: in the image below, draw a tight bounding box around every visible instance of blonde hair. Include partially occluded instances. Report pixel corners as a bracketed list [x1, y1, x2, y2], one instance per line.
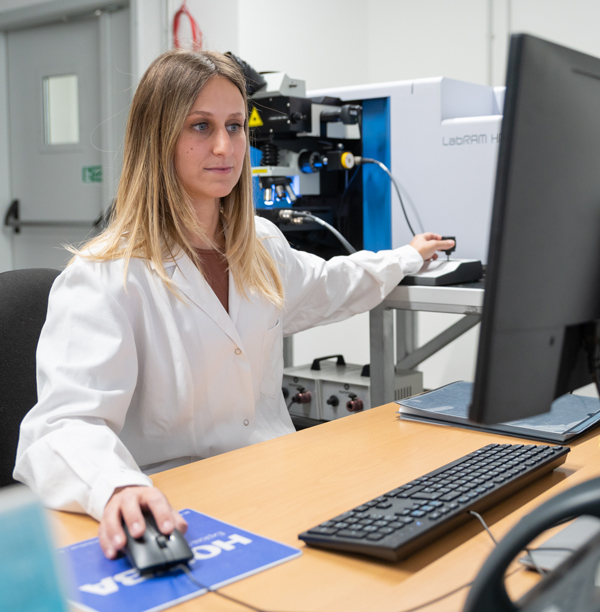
[71, 49, 283, 308]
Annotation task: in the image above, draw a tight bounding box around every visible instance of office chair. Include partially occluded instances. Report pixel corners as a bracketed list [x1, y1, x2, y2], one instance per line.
[0, 268, 61, 488]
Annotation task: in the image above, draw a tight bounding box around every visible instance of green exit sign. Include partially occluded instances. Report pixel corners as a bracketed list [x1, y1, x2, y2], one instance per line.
[82, 165, 102, 183]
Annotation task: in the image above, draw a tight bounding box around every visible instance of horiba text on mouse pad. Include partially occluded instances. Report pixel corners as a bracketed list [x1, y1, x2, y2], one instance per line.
[57, 509, 302, 612]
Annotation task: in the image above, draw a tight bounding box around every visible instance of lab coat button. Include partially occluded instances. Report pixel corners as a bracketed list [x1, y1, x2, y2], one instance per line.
[235, 348, 242, 355]
[243, 419, 249, 426]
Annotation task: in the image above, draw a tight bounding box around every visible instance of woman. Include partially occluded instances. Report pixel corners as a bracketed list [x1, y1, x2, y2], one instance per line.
[14, 49, 453, 559]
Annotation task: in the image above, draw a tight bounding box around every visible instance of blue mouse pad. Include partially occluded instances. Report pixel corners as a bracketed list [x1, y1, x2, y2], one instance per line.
[58, 509, 302, 612]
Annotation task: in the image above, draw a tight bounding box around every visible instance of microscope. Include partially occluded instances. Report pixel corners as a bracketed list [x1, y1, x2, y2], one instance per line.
[227, 53, 365, 259]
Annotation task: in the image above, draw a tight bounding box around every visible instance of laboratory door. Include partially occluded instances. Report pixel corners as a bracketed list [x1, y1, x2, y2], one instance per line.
[6, 10, 128, 270]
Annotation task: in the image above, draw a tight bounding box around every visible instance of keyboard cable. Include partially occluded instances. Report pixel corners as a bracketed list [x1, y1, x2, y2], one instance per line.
[390, 510, 570, 612]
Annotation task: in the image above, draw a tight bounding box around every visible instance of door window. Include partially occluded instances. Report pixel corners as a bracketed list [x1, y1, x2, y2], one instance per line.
[43, 74, 79, 145]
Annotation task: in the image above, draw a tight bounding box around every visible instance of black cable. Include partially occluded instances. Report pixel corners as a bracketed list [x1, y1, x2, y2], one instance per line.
[179, 564, 269, 612]
[469, 510, 499, 545]
[359, 157, 418, 237]
[390, 566, 525, 612]
[469, 509, 546, 577]
[171, 509, 567, 612]
[179, 563, 314, 612]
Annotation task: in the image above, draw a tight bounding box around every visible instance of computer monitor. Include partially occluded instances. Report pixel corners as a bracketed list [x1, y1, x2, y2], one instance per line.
[469, 33, 600, 425]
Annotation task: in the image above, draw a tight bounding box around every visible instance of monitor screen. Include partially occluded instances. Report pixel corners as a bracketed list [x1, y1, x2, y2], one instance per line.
[469, 34, 600, 424]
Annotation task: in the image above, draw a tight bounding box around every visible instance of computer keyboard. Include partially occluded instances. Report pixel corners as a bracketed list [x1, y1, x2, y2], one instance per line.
[299, 443, 569, 561]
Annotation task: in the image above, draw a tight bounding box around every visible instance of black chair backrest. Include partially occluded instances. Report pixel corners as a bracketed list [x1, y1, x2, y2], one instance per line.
[0, 268, 61, 488]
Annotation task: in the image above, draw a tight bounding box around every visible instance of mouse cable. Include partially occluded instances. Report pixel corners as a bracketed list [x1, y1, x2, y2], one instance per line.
[178, 563, 313, 612]
[176, 509, 566, 612]
[357, 157, 418, 237]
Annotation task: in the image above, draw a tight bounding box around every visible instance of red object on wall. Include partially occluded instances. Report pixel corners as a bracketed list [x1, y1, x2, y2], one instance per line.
[173, 0, 203, 50]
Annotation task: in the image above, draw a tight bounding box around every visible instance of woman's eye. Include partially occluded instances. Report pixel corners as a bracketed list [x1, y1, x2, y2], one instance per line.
[227, 123, 243, 133]
[192, 122, 209, 132]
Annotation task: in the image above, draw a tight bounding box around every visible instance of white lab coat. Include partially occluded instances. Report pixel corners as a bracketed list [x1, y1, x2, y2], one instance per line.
[14, 217, 422, 520]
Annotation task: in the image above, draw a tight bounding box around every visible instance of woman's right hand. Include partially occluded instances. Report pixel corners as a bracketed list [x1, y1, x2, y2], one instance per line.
[409, 233, 455, 262]
[98, 485, 188, 559]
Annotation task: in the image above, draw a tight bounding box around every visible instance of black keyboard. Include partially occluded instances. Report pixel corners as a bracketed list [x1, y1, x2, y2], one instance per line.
[299, 443, 569, 561]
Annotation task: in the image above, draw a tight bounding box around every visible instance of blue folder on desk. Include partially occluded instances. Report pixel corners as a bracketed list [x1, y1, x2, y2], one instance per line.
[397, 381, 600, 443]
[58, 509, 301, 612]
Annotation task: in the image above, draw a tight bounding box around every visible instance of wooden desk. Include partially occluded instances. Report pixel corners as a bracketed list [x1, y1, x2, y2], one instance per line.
[53, 404, 600, 612]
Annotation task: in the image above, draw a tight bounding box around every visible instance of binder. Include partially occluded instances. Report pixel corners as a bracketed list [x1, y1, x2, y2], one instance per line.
[397, 381, 600, 443]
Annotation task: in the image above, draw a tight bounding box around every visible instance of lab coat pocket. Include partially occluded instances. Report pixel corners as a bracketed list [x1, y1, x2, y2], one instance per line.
[260, 319, 283, 399]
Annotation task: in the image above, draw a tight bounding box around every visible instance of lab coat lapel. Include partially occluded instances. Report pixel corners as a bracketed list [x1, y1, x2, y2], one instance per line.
[170, 252, 244, 349]
[228, 273, 242, 327]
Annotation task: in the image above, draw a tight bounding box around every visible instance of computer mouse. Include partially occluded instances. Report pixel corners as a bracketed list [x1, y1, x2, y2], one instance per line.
[122, 512, 194, 574]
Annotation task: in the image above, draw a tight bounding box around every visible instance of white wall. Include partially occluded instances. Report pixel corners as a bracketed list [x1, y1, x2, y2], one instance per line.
[4, 0, 600, 391]
[366, 0, 492, 86]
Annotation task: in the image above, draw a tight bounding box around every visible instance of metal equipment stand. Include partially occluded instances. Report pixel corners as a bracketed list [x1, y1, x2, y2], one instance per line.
[369, 282, 485, 408]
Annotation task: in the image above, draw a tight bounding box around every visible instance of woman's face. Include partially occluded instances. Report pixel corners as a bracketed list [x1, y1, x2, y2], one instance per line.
[175, 75, 246, 208]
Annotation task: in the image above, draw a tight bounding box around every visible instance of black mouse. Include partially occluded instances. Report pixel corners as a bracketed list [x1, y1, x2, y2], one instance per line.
[122, 512, 194, 574]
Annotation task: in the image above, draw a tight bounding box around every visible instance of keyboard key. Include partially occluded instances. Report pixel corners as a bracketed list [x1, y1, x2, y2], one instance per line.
[399, 486, 424, 498]
[410, 510, 426, 518]
[411, 491, 442, 501]
[385, 488, 405, 497]
[378, 527, 395, 535]
[440, 492, 461, 501]
[309, 527, 338, 535]
[337, 529, 367, 539]
[388, 522, 404, 530]
[366, 533, 385, 541]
